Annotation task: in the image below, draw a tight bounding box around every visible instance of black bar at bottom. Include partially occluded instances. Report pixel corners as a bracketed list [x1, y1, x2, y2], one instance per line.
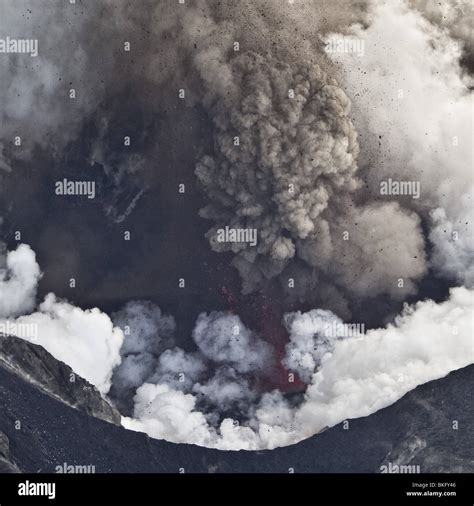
[0, 473, 471, 506]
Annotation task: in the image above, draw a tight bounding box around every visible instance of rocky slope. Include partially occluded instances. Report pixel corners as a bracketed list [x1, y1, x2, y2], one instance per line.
[0, 334, 120, 425]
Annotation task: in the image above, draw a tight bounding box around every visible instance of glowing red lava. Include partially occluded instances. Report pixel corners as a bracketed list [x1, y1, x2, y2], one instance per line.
[220, 285, 306, 394]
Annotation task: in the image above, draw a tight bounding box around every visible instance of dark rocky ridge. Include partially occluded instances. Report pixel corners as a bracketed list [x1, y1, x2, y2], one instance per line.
[0, 335, 472, 473]
[0, 334, 120, 425]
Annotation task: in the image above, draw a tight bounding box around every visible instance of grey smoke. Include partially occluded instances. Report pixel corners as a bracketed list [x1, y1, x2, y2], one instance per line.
[109, 304, 274, 424]
[150, 348, 207, 391]
[410, 0, 474, 64]
[110, 301, 176, 409]
[192, 311, 273, 374]
[1, 0, 429, 302]
[193, 16, 428, 300]
[195, 52, 363, 294]
[193, 366, 258, 413]
[283, 309, 345, 383]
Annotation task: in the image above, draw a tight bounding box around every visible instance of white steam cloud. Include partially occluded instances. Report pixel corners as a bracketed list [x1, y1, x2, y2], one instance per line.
[0, 244, 41, 318]
[122, 286, 473, 450]
[326, 0, 473, 288]
[0, 245, 123, 394]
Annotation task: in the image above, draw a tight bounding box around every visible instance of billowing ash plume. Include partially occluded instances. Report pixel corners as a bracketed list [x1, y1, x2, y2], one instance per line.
[195, 46, 427, 299]
[0, 0, 429, 301]
[196, 52, 360, 258]
[296, 202, 427, 299]
[196, 52, 361, 293]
